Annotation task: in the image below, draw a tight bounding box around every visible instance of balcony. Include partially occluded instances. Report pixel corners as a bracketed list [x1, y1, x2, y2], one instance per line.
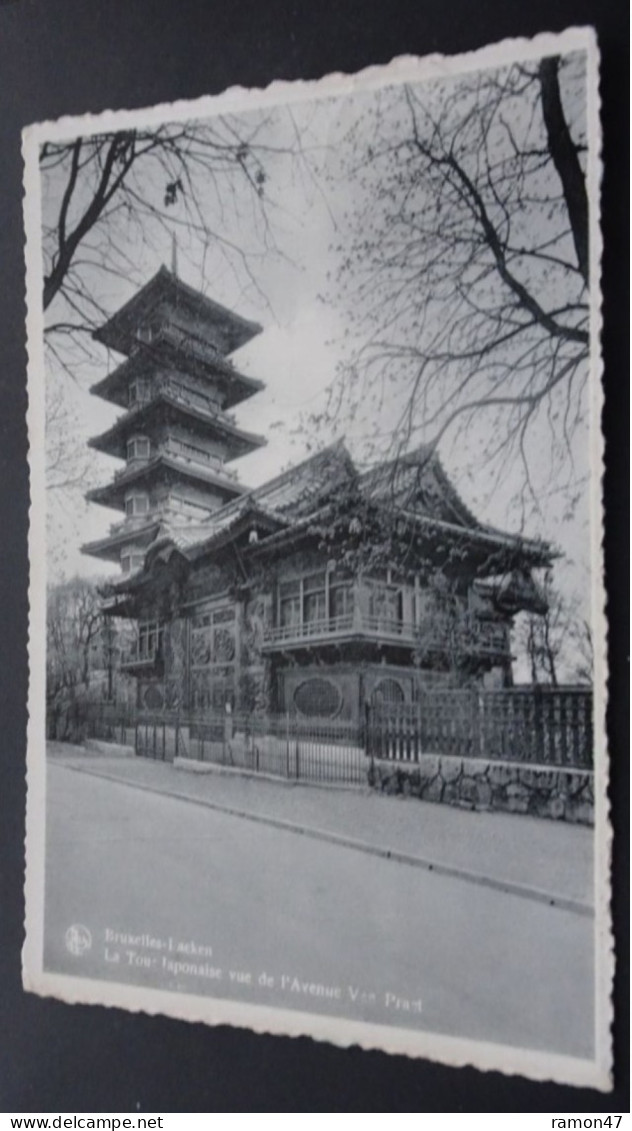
[135, 317, 221, 351]
[262, 608, 509, 658]
[155, 376, 225, 417]
[139, 323, 263, 404]
[120, 620, 165, 673]
[120, 642, 164, 674]
[162, 438, 237, 479]
[109, 442, 237, 484]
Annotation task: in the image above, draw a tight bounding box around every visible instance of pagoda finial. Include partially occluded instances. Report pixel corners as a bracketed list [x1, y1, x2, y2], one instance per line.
[171, 233, 178, 277]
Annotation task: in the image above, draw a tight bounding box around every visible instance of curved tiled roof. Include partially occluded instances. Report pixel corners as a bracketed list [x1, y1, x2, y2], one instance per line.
[110, 438, 552, 589]
[93, 266, 262, 357]
[359, 445, 481, 529]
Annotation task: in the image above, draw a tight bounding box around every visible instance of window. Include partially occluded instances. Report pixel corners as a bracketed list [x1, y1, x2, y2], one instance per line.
[161, 492, 211, 518]
[121, 551, 145, 574]
[279, 578, 301, 629]
[125, 491, 150, 517]
[371, 678, 405, 707]
[141, 683, 164, 709]
[414, 585, 435, 626]
[277, 571, 354, 636]
[169, 436, 219, 468]
[189, 605, 236, 710]
[303, 572, 327, 628]
[128, 378, 150, 406]
[367, 580, 403, 632]
[137, 620, 163, 661]
[329, 578, 353, 623]
[294, 678, 342, 719]
[126, 436, 151, 461]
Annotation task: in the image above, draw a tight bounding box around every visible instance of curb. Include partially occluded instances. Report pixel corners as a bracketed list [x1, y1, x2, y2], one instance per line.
[173, 755, 366, 793]
[52, 758, 594, 919]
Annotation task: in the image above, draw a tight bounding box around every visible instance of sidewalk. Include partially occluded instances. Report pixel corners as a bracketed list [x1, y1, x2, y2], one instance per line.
[47, 742, 594, 908]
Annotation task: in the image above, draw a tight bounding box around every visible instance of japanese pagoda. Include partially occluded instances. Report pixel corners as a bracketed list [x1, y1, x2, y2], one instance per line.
[82, 268, 552, 717]
[82, 266, 265, 575]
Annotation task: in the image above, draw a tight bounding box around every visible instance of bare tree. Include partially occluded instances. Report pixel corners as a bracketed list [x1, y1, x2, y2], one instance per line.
[41, 112, 314, 495]
[47, 576, 105, 705]
[522, 591, 564, 687]
[45, 379, 90, 491]
[41, 115, 304, 333]
[517, 573, 592, 686]
[567, 608, 594, 685]
[323, 51, 590, 509]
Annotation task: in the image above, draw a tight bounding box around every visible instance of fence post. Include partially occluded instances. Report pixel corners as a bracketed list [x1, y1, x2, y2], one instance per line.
[365, 701, 376, 786]
[285, 712, 290, 778]
[471, 688, 481, 759]
[224, 709, 233, 747]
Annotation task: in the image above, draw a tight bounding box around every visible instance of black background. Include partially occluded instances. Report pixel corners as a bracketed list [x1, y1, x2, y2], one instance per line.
[0, 0, 628, 1113]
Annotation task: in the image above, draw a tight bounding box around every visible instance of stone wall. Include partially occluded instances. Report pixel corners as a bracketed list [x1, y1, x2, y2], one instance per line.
[370, 754, 594, 825]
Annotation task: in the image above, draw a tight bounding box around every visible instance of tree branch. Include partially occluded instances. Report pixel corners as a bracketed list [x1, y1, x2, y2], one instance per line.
[538, 56, 589, 285]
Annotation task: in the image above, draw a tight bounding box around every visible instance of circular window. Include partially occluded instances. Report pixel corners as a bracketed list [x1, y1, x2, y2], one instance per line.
[293, 678, 342, 719]
[371, 678, 405, 707]
[143, 684, 164, 710]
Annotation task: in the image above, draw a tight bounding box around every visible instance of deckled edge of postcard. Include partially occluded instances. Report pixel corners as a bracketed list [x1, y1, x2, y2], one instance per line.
[22, 25, 613, 1091]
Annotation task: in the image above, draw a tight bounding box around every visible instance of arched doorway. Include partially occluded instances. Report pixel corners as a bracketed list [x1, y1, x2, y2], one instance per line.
[371, 678, 405, 708]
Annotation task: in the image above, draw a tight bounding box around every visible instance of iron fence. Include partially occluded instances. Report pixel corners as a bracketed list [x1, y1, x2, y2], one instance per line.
[185, 713, 367, 785]
[47, 684, 593, 784]
[49, 702, 367, 784]
[367, 686, 593, 768]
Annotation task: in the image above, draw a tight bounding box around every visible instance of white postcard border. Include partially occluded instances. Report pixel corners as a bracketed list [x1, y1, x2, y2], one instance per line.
[22, 26, 612, 1091]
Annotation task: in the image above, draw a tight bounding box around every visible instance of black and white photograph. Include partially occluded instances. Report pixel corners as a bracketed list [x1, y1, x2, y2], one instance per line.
[23, 27, 609, 1090]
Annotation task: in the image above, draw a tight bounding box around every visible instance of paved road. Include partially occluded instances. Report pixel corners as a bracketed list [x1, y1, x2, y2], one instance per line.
[44, 761, 594, 1059]
[48, 743, 594, 905]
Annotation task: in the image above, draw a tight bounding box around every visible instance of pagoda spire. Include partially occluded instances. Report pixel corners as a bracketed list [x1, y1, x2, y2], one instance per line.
[82, 267, 266, 575]
[171, 233, 178, 277]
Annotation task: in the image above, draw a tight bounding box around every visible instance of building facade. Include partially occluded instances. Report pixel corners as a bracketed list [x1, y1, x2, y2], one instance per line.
[84, 269, 552, 721]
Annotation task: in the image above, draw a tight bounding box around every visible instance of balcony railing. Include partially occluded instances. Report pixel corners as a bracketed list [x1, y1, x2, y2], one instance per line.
[108, 495, 218, 537]
[120, 643, 163, 672]
[124, 370, 236, 418]
[262, 610, 508, 657]
[133, 321, 236, 371]
[156, 376, 227, 418]
[109, 440, 237, 483]
[162, 438, 237, 479]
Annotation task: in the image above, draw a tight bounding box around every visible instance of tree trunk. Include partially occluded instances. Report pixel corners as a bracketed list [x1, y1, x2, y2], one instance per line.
[539, 56, 589, 286]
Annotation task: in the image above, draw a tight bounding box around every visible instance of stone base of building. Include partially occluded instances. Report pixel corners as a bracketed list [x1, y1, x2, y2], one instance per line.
[371, 755, 594, 825]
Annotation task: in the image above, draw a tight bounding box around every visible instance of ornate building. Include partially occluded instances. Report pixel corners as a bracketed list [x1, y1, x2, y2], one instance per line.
[84, 269, 551, 720]
[83, 266, 265, 574]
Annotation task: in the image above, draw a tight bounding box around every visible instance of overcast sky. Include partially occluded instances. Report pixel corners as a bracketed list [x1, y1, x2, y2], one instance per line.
[40, 51, 594, 682]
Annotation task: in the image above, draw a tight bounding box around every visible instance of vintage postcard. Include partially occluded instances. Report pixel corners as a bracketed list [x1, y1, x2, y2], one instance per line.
[23, 28, 611, 1089]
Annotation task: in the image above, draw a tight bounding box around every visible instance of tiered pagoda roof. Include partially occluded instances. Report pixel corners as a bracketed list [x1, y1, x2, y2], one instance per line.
[89, 340, 264, 410]
[88, 388, 264, 462]
[105, 440, 553, 593]
[85, 453, 250, 513]
[93, 265, 262, 357]
[82, 266, 266, 569]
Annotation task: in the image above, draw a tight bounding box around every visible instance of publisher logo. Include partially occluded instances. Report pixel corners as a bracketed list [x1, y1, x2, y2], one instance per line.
[65, 924, 92, 956]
